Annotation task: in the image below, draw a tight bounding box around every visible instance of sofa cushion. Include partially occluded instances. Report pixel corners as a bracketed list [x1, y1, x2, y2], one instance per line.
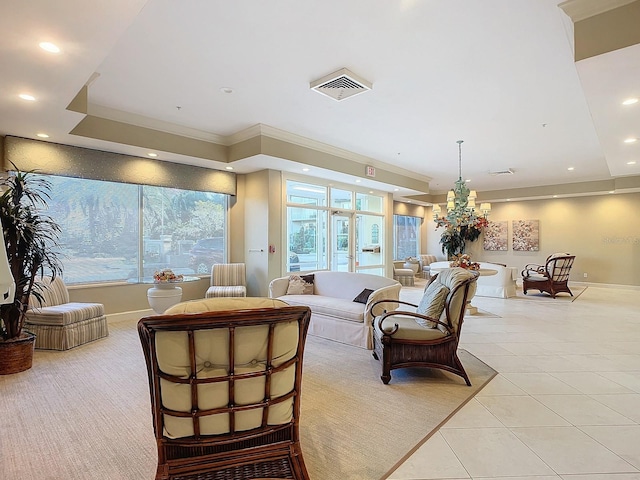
[286, 274, 314, 295]
[277, 295, 364, 323]
[415, 282, 449, 328]
[352, 288, 374, 304]
[25, 302, 105, 326]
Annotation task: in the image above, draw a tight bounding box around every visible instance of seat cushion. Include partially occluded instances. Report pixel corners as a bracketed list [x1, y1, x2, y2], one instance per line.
[375, 314, 448, 341]
[25, 302, 105, 326]
[205, 286, 247, 298]
[277, 295, 364, 323]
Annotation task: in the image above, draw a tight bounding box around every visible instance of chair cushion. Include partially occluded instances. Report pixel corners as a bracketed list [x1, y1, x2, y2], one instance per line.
[25, 302, 105, 326]
[205, 286, 247, 298]
[278, 295, 364, 323]
[286, 274, 314, 295]
[375, 314, 448, 341]
[157, 297, 299, 438]
[415, 282, 449, 328]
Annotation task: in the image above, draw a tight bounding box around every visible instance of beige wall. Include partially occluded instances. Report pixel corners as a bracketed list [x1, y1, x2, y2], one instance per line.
[425, 192, 640, 286]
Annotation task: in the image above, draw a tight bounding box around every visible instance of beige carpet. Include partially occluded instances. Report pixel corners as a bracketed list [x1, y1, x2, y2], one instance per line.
[515, 284, 587, 302]
[0, 317, 495, 480]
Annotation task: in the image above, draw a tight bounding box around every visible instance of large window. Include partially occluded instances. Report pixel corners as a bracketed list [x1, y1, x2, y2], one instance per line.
[40, 174, 228, 284]
[393, 215, 420, 260]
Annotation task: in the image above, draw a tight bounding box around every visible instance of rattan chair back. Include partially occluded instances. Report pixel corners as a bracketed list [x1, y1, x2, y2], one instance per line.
[138, 298, 311, 480]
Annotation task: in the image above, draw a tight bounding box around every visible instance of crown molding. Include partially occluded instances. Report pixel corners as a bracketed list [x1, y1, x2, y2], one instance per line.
[88, 104, 227, 144]
[229, 123, 433, 184]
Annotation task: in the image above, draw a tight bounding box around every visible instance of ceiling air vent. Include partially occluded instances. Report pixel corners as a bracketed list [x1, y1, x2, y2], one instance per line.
[489, 168, 515, 176]
[310, 68, 372, 101]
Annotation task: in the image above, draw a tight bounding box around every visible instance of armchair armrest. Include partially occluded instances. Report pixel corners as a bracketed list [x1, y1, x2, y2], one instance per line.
[367, 299, 417, 320]
[521, 263, 545, 277]
[364, 284, 403, 325]
[374, 309, 453, 336]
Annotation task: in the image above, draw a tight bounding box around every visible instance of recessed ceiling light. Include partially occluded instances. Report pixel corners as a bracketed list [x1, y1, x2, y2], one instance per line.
[627, 161, 637, 165]
[393, 188, 399, 192]
[147, 153, 157, 157]
[622, 98, 638, 105]
[36, 133, 49, 138]
[19, 93, 36, 101]
[355, 179, 361, 183]
[302, 168, 309, 172]
[609, 190, 615, 194]
[225, 166, 233, 170]
[369, 191, 374, 194]
[553, 195, 558, 198]
[220, 87, 233, 94]
[39, 41, 60, 53]
[567, 167, 574, 171]
[624, 138, 638, 144]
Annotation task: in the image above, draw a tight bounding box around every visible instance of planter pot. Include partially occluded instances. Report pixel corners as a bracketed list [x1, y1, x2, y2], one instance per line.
[0, 332, 36, 375]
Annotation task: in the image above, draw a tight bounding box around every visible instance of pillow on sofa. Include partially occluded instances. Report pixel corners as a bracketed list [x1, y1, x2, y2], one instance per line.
[415, 283, 449, 328]
[286, 274, 315, 295]
[352, 288, 374, 304]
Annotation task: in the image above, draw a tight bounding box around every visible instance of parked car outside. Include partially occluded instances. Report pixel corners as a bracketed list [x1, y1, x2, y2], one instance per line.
[289, 251, 300, 272]
[189, 238, 224, 274]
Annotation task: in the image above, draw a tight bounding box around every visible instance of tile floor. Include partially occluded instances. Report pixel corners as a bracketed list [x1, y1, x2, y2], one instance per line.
[388, 283, 640, 480]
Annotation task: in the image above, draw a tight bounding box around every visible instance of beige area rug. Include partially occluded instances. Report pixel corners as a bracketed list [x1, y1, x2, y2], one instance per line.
[0, 318, 495, 480]
[514, 284, 587, 302]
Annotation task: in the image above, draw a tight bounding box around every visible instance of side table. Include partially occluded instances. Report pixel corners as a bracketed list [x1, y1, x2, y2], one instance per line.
[146, 276, 199, 314]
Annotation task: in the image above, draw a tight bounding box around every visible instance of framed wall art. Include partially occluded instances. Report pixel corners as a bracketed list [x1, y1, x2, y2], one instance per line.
[483, 220, 508, 251]
[512, 219, 539, 251]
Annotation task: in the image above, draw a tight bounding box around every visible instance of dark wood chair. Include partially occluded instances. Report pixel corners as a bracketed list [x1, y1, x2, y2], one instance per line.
[522, 253, 575, 298]
[369, 268, 479, 385]
[138, 297, 311, 480]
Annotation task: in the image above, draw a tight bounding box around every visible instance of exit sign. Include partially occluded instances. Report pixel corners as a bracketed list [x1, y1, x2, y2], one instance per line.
[365, 165, 376, 177]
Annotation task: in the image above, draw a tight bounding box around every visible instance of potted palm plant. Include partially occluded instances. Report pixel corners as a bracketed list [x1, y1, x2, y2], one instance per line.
[0, 166, 62, 375]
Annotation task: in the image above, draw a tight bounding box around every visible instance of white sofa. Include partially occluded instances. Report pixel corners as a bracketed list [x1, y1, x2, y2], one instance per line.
[269, 271, 401, 349]
[429, 261, 517, 298]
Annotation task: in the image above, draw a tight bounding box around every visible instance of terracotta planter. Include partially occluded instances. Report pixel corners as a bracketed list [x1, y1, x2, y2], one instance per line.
[0, 332, 36, 375]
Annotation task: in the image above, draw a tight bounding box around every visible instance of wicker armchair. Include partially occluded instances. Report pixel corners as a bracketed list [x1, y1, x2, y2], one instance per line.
[138, 297, 311, 480]
[369, 268, 478, 385]
[205, 263, 247, 298]
[522, 253, 575, 298]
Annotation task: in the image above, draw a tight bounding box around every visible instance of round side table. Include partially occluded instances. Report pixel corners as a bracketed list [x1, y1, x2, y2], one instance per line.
[147, 283, 183, 314]
[145, 276, 200, 314]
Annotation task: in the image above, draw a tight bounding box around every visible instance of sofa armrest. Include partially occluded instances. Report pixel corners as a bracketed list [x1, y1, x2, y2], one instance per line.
[365, 283, 401, 326]
[268, 276, 290, 298]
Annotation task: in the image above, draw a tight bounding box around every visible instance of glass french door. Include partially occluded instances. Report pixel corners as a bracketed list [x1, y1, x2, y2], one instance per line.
[331, 213, 353, 271]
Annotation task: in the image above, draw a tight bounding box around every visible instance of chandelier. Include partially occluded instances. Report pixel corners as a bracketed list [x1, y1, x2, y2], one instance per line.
[432, 140, 491, 225]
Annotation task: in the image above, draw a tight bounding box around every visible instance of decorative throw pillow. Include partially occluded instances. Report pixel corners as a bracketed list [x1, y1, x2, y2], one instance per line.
[286, 274, 315, 295]
[352, 288, 374, 304]
[415, 282, 449, 328]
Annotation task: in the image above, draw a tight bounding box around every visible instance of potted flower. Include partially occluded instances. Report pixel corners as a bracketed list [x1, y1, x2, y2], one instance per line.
[0, 166, 62, 375]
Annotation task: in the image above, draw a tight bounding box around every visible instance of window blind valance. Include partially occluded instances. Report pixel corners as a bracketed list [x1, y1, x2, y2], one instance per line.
[3, 136, 236, 196]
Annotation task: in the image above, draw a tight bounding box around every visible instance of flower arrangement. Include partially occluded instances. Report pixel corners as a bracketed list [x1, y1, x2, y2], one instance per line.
[449, 254, 480, 270]
[435, 215, 489, 258]
[153, 269, 184, 283]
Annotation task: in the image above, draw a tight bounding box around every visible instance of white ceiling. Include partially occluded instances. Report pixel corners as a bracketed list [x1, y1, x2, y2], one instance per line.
[1, 0, 639, 200]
